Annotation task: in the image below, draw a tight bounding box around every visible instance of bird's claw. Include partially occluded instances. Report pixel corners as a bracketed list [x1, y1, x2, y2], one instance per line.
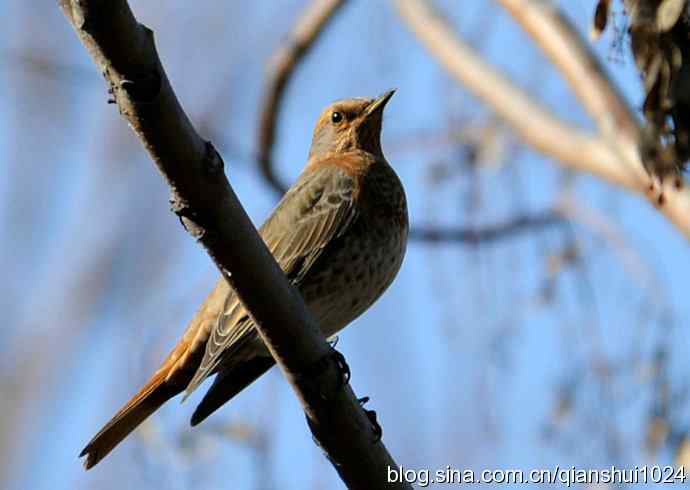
[358, 396, 382, 442]
[300, 348, 350, 392]
[330, 349, 350, 389]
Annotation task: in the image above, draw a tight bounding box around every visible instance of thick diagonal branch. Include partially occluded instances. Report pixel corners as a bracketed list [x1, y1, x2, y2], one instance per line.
[59, 1, 409, 487]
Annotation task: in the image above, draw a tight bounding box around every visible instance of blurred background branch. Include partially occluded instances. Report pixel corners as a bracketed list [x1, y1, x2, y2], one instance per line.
[395, 0, 690, 238]
[410, 211, 565, 244]
[257, 0, 348, 195]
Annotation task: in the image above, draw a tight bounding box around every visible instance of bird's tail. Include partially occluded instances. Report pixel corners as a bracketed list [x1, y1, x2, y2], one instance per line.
[79, 367, 180, 469]
[190, 356, 275, 426]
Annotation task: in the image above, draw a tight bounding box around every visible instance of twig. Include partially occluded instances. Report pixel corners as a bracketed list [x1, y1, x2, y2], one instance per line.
[59, 1, 409, 487]
[555, 195, 664, 303]
[393, 0, 690, 239]
[257, 0, 348, 195]
[410, 211, 565, 244]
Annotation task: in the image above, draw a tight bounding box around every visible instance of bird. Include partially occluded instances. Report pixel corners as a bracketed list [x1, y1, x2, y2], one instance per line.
[79, 90, 408, 469]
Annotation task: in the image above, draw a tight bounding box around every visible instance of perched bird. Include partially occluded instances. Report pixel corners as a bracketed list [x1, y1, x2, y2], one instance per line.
[80, 90, 408, 469]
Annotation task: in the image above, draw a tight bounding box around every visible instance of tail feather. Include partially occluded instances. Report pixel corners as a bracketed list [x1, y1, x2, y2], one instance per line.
[80, 369, 181, 469]
[190, 357, 275, 426]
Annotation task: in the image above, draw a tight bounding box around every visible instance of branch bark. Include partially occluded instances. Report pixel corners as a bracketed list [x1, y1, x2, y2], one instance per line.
[257, 0, 348, 195]
[393, 0, 690, 240]
[58, 1, 409, 487]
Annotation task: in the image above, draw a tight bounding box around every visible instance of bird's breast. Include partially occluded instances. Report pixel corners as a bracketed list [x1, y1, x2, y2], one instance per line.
[299, 163, 408, 337]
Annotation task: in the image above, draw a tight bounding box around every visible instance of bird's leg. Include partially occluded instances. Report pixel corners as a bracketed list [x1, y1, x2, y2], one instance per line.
[358, 396, 382, 442]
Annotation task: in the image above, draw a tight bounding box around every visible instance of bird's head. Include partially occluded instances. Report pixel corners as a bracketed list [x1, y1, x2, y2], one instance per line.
[309, 90, 395, 159]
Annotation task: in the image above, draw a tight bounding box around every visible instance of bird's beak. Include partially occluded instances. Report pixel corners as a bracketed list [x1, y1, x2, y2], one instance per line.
[365, 89, 395, 117]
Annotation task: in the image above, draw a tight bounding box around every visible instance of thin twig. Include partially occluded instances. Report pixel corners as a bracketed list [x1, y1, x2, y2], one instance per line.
[410, 211, 565, 244]
[555, 195, 664, 303]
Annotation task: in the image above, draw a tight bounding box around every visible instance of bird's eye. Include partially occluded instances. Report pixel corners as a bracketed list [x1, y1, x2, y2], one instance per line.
[331, 111, 343, 124]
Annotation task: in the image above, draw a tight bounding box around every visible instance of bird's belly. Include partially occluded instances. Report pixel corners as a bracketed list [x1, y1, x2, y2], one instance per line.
[299, 222, 406, 338]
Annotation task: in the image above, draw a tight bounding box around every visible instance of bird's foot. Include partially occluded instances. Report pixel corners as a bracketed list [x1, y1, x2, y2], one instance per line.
[331, 349, 351, 389]
[299, 348, 351, 393]
[358, 396, 382, 442]
[325, 338, 350, 387]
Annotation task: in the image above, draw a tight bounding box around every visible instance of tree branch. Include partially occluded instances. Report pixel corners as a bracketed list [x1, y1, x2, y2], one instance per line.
[58, 1, 409, 487]
[257, 0, 348, 195]
[410, 212, 565, 244]
[496, 0, 641, 146]
[393, 0, 690, 240]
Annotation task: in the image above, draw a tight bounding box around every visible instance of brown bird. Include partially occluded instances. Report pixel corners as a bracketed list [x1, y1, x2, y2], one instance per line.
[80, 90, 408, 469]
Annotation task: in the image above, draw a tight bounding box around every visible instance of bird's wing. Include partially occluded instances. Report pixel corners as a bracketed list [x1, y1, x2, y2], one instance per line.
[183, 161, 360, 396]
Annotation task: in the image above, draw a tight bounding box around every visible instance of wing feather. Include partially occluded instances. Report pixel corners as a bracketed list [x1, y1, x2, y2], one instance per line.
[183, 162, 359, 395]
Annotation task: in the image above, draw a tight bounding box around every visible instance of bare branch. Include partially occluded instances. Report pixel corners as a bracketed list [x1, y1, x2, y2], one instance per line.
[59, 1, 409, 487]
[393, 0, 690, 239]
[410, 212, 565, 244]
[258, 0, 348, 195]
[393, 0, 617, 176]
[497, 0, 641, 145]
